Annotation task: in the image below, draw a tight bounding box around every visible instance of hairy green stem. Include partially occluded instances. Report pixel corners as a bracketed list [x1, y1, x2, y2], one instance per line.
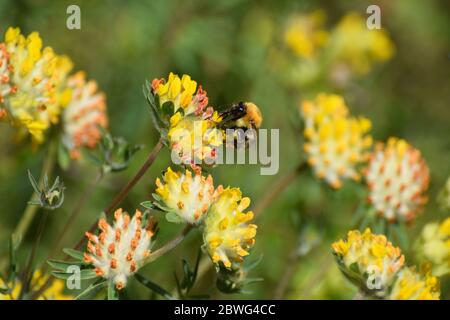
[254, 161, 307, 219]
[74, 137, 164, 250]
[12, 139, 57, 243]
[19, 210, 49, 299]
[43, 172, 103, 269]
[144, 225, 193, 265]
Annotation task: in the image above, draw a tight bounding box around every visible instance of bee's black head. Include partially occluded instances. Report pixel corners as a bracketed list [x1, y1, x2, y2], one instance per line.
[237, 101, 246, 113]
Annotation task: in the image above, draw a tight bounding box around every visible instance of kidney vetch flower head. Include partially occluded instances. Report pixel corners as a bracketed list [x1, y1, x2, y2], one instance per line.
[284, 10, 329, 59]
[0, 27, 73, 143]
[151, 72, 209, 116]
[154, 166, 221, 224]
[388, 267, 440, 300]
[300, 93, 372, 188]
[62, 71, 108, 159]
[416, 217, 450, 276]
[168, 111, 223, 166]
[365, 137, 429, 223]
[84, 209, 156, 290]
[332, 228, 405, 296]
[328, 12, 395, 75]
[203, 187, 257, 269]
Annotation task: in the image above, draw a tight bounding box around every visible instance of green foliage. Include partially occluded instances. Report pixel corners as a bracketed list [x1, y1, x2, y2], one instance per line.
[0, 0, 449, 300]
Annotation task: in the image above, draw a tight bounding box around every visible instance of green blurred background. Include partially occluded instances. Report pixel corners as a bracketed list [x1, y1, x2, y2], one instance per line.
[0, 0, 449, 299]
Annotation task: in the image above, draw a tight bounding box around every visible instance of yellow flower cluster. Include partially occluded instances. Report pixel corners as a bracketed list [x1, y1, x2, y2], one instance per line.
[204, 188, 257, 268]
[283, 11, 394, 85]
[0, 27, 73, 143]
[150, 72, 224, 165]
[332, 228, 405, 296]
[284, 10, 329, 59]
[301, 93, 372, 188]
[155, 167, 221, 224]
[417, 217, 450, 276]
[0, 270, 71, 300]
[152, 72, 209, 116]
[168, 111, 223, 165]
[62, 71, 108, 159]
[388, 267, 440, 300]
[84, 209, 156, 290]
[365, 137, 429, 222]
[329, 12, 395, 75]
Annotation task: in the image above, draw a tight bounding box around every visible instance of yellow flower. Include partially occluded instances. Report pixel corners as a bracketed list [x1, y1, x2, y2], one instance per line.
[416, 217, 450, 276]
[332, 228, 405, 296]
[62, 71, 108, 159]
[0, 27, 73, 143]
[284, 10, 329, 59]
[155, 167, 221, 224]
[328, 12, 395, 75]
[388, 267, 440, 300]
[203, 188, 257, 268]
[83, 209, 156, 290]
[300, 93, 372, 188]
[0, 270, 71, 300]
[151, 72, 209, 115]
[365, 137, 429, 222]
[168, 112, 223, 165]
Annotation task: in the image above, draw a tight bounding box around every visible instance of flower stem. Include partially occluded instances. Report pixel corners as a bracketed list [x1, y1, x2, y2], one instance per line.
[12, 139, 57, 243]
[254, 161, 308, 219]
[144, 225, 193, 265]
[273, 249, 299, 299]
[73, 138, 164, 250]
[103, 138, 164, 216]
[44, 172, 104, 266]
[19, 210, 49, 299]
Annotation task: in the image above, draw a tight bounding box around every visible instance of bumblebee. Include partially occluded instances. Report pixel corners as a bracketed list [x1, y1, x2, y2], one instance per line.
[217, 101, 262, 130]
[216, 102, 262, 147]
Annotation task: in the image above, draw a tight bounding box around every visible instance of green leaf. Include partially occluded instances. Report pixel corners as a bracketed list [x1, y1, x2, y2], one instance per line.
[51, 271, 73, 280]
[52, 269, 97, 280]
[165, 212, 184, 224]
[108, 280, 119, 300]
[161, 101, 175, 116]
[27, 170, 40, 194]
[135, 273, 176, 300]
[63, 248, 85, 262]
[349, 262, 360, 275]
[152, 193, 162, 202]
[47, 259, 83, 271]
[75, 280, 107, 300]
[141, 201, 156, 210]
[79, 269, 98, 280]
[144, 85, 167, 136]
